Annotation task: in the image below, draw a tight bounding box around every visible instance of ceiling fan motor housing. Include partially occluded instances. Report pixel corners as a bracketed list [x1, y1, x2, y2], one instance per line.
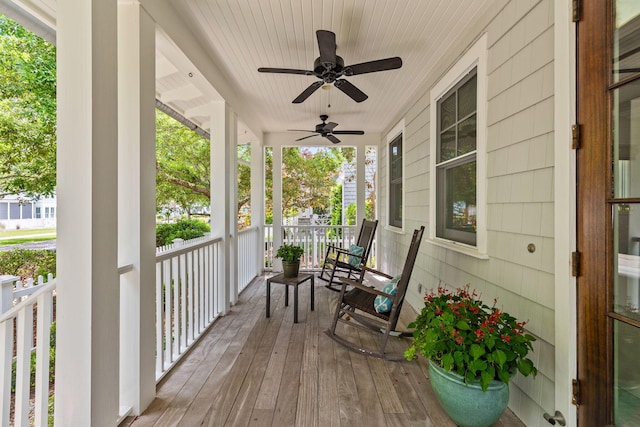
[314, 56, 344, 83]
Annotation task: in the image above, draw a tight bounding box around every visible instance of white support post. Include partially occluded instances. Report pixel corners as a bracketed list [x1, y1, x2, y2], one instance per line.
[356, 145, 367, 225]
[211, 101, 232, 314]
[250, 138, 265, 275]
[229, 113, 238, 304]
[55, 0, 120, 425]
[0, 276, 18, 314]
[272, 146, 283, 272]
[117, 3, 157, 415]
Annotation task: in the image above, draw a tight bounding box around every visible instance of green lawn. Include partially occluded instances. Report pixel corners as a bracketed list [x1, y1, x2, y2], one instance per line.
[0, 227, 56, 243]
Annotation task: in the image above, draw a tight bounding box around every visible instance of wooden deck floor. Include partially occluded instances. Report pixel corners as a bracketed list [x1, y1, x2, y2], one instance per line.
[122, 274, 525, 427]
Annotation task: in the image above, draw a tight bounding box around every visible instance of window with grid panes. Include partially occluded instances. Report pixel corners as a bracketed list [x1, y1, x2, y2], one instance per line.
[436, 68, 477, 245]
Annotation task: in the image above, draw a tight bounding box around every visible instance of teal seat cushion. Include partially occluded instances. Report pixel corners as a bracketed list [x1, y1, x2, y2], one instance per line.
[347, 244, 364, 267]
[374, 275, 401, 313]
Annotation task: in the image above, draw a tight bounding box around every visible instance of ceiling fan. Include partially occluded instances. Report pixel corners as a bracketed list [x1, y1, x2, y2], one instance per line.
[289, 115, 364, 144]
[258, 30, 402, 103]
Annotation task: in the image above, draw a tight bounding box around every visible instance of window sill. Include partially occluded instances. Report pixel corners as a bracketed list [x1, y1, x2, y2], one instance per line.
[427, 238, 489, 259]
[385, 225, 405, 235]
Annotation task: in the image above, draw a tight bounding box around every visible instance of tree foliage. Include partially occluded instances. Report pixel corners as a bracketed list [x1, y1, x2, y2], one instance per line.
[155, 110, 211, 215]
[265, 147, 348, 220]
[156, 111, 252, 226]
[0, 15, 57, 198]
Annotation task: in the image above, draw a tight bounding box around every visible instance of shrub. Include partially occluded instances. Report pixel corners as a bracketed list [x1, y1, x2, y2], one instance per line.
[0, 249, 56, 280]
[156, 219, 210, 246]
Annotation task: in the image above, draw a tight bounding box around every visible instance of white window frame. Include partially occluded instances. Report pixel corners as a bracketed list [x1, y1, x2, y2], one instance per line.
[429, 33, 488, 257]
[386, 119, 405, 232]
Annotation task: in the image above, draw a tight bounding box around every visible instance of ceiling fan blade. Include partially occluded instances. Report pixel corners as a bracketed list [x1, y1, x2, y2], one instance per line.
[326, 134, 341, 144]
[258, 67, 312, 75]
[295, 134, 319, 142]
[332, 130, 365, 135]
[334, 79, 368, 102]
[344, 57, 403, 75]
[316, 30, 337, 68]
[323, 122, 339, 132]
[292, 81, 324, 103]
[288, 130, 316, 133]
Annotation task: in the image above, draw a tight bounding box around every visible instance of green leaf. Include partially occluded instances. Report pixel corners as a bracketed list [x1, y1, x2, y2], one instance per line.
[518, 358, 537, 377]
[442, 353, 454, 371]
[469, 344, 485, 360]
[493, 349, 507, 368]
[497, 369, 511, 384]
[481, 370, 493, 392]
[456, 320, 471, 330]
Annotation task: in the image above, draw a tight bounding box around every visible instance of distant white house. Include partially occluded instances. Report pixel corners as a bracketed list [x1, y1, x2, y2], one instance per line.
[0, 194, 56, 230]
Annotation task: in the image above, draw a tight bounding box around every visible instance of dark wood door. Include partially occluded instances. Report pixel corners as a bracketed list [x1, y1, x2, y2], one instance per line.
[577, 0, 640, 425]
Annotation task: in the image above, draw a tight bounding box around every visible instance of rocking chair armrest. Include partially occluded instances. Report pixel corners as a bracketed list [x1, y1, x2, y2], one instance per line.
[363, 267, 394, 280]
[340, 277, 395, 298]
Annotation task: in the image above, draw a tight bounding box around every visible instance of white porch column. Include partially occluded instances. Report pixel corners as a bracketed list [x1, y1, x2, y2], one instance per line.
[229, 114, 238, 304]
[272, 146, 283, 271]
[117, 3, 156, 415]
[56, 0, 119, 425]
[356, 145, 367, 224]
[250, 138, 265, 275]
[210, 101, 234, 314]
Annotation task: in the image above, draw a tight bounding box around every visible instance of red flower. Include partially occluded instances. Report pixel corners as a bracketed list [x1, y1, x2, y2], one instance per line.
[454, 336, 464, 345]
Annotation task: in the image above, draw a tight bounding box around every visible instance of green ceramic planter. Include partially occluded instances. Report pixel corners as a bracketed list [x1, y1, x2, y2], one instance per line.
[428, 359, 509, 427]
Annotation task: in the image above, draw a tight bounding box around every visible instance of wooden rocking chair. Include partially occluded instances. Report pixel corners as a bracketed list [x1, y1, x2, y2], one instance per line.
[325, 226, 424, 361]
[318, 219, 378, 292]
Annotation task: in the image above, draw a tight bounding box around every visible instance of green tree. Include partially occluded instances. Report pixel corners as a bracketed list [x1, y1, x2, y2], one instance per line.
[0, 14, 56, 198]
[330, 184, 343, 226]
[155, 110, 210, 216]
[156, 111, 253, 225]
[265, 147, 347, 221]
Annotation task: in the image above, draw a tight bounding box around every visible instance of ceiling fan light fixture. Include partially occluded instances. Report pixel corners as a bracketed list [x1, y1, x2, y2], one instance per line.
[321, 84, 332, 90]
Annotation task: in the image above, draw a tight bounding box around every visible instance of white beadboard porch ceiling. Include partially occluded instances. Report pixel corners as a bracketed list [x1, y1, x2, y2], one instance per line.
[3, 0, 496, 142]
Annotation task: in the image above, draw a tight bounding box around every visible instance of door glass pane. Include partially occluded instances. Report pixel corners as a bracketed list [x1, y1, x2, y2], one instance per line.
[614, 319, 640, 425]
[614, 203, 640, 315]
[613, 80, 640, 198]
[613, 1, 640, 83]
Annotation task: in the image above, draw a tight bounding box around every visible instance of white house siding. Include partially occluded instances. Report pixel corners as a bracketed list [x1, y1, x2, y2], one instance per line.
[378, 0, 555, 425]
[0, 195, 57, 230]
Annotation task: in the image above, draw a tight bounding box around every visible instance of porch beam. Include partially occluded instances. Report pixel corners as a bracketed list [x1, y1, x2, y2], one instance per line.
[55, 0, 119, 424]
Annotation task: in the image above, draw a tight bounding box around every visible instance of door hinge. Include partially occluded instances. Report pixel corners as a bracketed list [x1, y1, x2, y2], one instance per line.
[572, 378, 581, 407]
[571, 251, 581, 277]
[572, 124, 581, 149]
[572, 0, 581, 22]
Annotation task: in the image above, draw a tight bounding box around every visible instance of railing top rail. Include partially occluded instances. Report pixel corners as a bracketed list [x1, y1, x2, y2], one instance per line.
[238, 226, 260, 235]
[156, 234, 223, 262]
[0, 279, 56, 324]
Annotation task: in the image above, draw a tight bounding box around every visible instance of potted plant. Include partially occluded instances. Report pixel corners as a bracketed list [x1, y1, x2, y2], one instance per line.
[275, 243, 304, 278]
[404, 284, 537, 427]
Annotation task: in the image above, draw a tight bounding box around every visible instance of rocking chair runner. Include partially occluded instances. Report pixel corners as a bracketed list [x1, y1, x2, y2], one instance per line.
[318, 219, 378, 292]
[325, 226, 425, 361]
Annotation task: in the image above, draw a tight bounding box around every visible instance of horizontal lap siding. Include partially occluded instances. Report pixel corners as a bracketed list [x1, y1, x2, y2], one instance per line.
[377, 0, 555, 425]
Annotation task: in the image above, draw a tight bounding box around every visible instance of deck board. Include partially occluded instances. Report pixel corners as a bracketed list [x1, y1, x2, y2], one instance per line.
[125, 274, 526, 427]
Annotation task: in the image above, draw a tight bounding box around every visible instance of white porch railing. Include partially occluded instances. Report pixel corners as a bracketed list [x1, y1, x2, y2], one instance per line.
[0, 229, 263, 426]
[237, 227, 260, 293]
[155, 235, 222, 381]
[263, 224, 377, 271]
[0, 274, 56, 427]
